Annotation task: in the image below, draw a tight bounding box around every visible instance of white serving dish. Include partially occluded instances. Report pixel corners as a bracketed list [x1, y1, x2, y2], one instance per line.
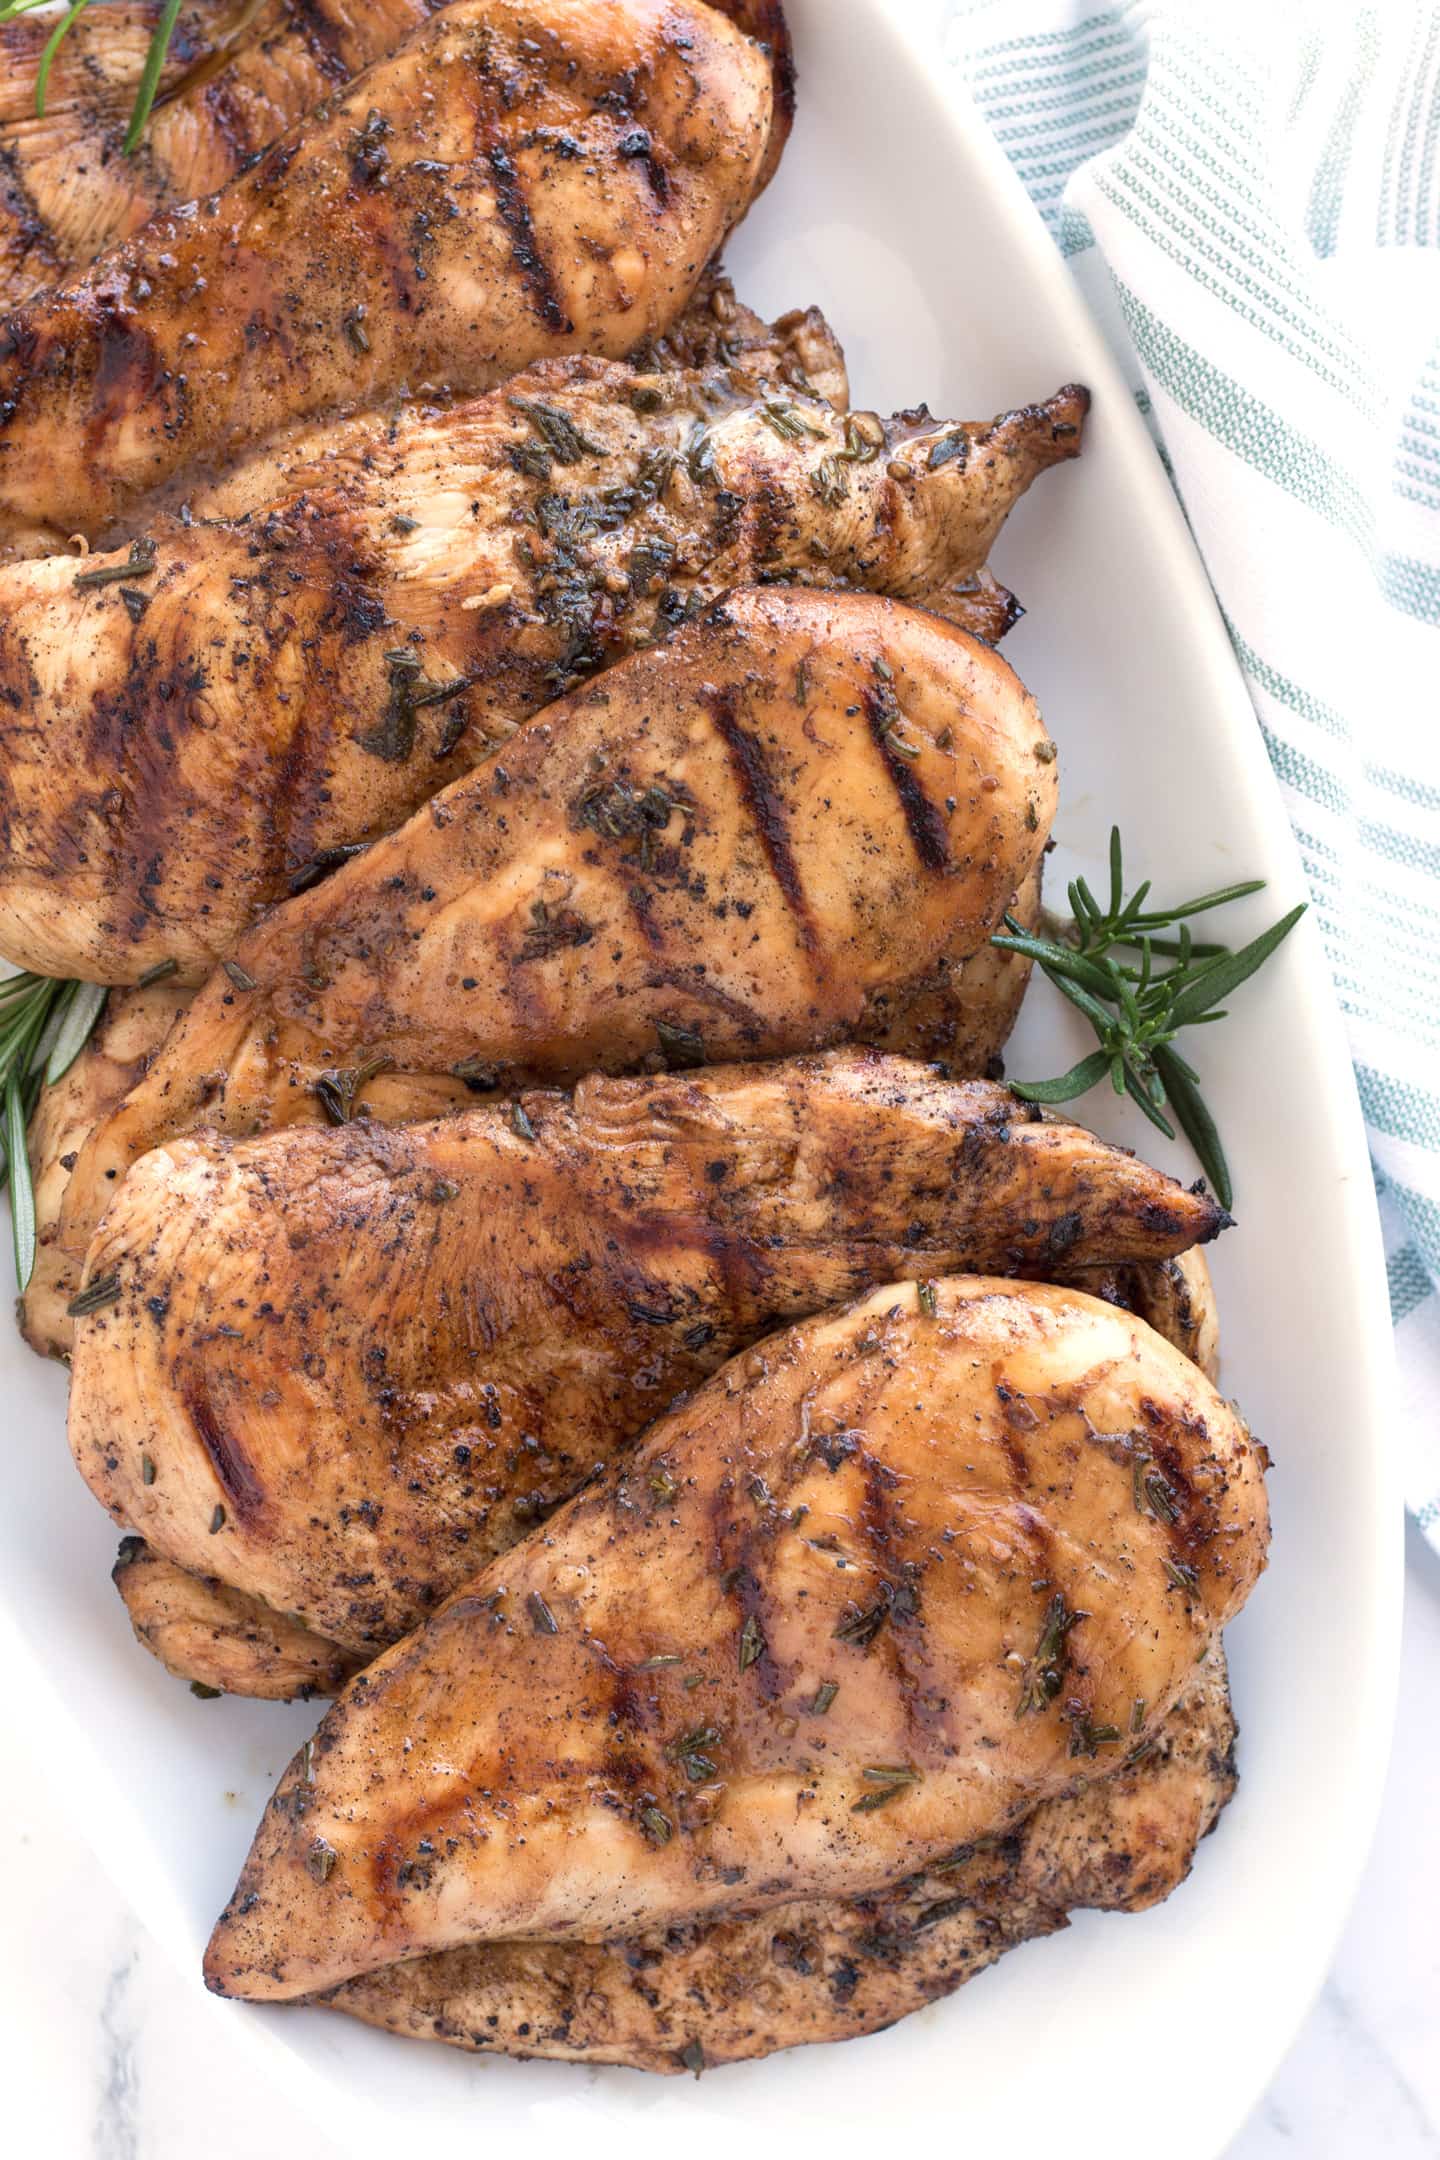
[0, 2, 1401, 2155]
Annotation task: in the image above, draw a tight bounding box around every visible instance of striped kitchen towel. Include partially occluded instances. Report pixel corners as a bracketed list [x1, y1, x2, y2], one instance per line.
[939, 0, 1440, 1546]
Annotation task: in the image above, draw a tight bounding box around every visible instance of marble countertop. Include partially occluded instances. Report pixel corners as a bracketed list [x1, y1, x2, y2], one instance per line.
[4, 1527, 1436, 2158]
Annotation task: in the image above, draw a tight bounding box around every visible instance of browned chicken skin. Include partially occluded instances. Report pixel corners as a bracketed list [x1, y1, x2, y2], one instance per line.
[0, 0, 777, 550]
[203, 1276, 1267, 2000]
[56, 588, 1057, 1285]
[69, 1048, 1229, 1654]
[319, 1644, 1237, 2070]
[0, 375, 1084, 983]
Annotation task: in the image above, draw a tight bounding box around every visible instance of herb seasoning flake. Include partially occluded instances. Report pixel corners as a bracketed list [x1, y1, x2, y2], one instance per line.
[67, 1272, 122, 1318]
[640, 1805, 673, 1845]
[669, 1724, 720, 1782]
[307, 1837, 338, 1883]
[1014, 1592, 1085, 1717]
[852, 1764, 920, 1813]
[509, 396, 607, 464]
[655, 1018, 705, 1069]
[74, 539, 156, 590]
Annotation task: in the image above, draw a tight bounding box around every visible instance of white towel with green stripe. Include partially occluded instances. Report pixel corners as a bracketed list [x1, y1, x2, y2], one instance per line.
[938, 0, 1440, 1545]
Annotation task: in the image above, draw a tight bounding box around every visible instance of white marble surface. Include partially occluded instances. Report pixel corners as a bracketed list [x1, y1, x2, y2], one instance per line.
[2, 1526, 1435, 2157]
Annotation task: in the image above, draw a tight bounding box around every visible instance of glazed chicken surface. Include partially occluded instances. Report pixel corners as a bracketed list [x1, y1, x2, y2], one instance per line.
[319, 1644, 1238, 2070]
[0, 367, 1084, 983]
[69, 1049, 1230, 1655]
[203, 1275, 1268, 2000]
[0, 0, 436, 311]
[0, 1, 794, 315]
[98, 1235, 1220, 1702]
[55, 587, 1056, 1283]
[0, 0, 777, 550]
[24, 860, 1044, 1360]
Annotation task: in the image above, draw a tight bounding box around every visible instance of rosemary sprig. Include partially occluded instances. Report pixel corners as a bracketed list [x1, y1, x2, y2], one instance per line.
[0, 0, 187, 153]
[0, 972, 107, 1288]
[992, 827, 1305, 1210]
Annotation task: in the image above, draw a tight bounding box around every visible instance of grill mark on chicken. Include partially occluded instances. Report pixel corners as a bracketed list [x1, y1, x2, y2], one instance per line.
[82, 294, 162, 466]
[186, 1380, 266, 1526]
[993, 1385, 1033, 1489]
[860, 1439, 955, 1759]
[484, 144, 573, 336]
[712, 1473, 785, 1707]
[284, 0, 358, 84]
[705, 683, 816, 949]
[641, 965, 768, 1042]
[203, 75, 258, 168]
[862, 685, 952, 873]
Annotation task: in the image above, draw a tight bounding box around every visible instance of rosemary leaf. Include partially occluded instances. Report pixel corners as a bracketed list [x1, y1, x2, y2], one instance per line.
[996, 826, 1304, 1203]
[851, 1764, 920, 1813]
[123, 0, 185, 153]
[66, 1271, 121, 1318]
[5, 1077, 34, 1288]
[1163, 902, 1307, 1028]
[45, 981, 107, 1084]
[0, 970, 107, 1293]
[1008, 1047, 1112, 1106]
[1153, 1044, 1232, 1210]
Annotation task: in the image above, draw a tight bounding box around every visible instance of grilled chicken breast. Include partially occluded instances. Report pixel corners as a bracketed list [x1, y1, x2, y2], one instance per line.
[0, 373, 1085, 983]
[204, 1275, 1268, 1999]
[70, 1049, 1229, 1654]
[21, 861, 1046, 1361]
[319, 1644, 1237, 2070]
[0, 0, 434, 311]
[0, 3, 794, 315]
[0, 0, 777, 550]
[57, 588, 1056, 1280]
